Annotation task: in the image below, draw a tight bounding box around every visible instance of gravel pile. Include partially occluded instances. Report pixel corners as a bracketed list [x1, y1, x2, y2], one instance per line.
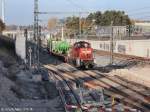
[0, 44, 66, 112]
[0, 58, 64, 112]
[0, 61, 20, 107]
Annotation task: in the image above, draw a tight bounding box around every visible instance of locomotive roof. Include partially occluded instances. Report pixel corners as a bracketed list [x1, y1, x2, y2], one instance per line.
[74, 41, 90, 45]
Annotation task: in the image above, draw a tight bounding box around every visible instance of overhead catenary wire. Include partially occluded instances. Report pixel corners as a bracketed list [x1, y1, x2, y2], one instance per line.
[129, 13, 150, 21]
[125, 6, 150, 20]
[127, 6, 150, 13]
[135, 15, 150, 20]
[126, 11, 150, 21]
[38, 11, 89, 15]
[65, 0, 86, 12]
[128, 11, 150, 16]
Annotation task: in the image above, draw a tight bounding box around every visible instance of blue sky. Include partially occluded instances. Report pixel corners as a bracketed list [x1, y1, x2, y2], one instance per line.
[1, 0, 150, 25]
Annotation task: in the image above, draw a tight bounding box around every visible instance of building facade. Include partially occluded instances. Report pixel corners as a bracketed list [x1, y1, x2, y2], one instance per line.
[96, 26, 127, 40]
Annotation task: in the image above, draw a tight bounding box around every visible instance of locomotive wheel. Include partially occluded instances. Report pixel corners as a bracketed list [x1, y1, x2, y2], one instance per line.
[71, 59, 76, 66]
[81, 65, 85, 69]
[88, 64, 94, 69]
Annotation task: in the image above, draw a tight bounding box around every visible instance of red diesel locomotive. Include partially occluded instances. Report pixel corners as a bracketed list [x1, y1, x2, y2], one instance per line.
[69, 41, 95, 68]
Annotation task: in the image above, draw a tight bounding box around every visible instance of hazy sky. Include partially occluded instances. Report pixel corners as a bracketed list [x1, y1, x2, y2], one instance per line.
[1, 0, 150, 25]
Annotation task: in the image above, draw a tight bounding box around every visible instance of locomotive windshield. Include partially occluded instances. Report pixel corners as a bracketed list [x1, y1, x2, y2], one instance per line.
[74, 42, 91, 48]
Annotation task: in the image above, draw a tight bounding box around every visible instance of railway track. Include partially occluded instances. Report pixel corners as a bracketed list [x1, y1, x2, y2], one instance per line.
[44, 64, 150, 112]
[87, 71, 150, 110]
[45, 65, 110, 112]
[46, 66, 83, 112]
[96, 50, 150, 64]
[93, 71, 150, 100]
[74, 70, 149, 111]
[82, 70, 150, 111]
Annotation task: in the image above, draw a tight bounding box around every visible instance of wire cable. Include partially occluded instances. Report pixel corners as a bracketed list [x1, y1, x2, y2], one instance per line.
[129, 11, 150, 16]
[65, 0, 86, 12]
[127, 6, 150, 13]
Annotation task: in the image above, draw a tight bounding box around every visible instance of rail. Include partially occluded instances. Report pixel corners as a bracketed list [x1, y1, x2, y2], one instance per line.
[46, 65, 83, 112]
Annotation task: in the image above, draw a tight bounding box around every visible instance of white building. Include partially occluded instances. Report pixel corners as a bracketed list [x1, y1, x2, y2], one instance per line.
[96, 26, 127, 39]
[134, 22, 150, 36]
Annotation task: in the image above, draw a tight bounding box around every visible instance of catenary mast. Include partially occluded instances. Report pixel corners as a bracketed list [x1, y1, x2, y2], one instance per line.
[1, 0, 5, 22]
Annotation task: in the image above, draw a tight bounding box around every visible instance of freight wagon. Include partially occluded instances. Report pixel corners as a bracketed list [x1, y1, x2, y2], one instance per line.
[47, 38, 70, 62]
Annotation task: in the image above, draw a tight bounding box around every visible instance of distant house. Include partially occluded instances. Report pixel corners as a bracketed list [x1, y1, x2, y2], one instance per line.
[133, 21, 150, 36]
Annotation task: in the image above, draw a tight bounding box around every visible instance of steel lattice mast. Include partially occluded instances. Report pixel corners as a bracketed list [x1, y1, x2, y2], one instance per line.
[34, 0, 39, 67]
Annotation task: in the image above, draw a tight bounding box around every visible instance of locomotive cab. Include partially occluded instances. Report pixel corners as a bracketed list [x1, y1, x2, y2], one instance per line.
[70, 41, 95, 68]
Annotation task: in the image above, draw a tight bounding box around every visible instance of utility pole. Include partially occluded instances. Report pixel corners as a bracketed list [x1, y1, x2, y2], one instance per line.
[79, 12, 82, 39]
[1, 0, 5, 22]
[110, 21, 114, 65]
[61, 25, 64, 41]
[29, 47, 32, 68]
[34, 0, 39, 68]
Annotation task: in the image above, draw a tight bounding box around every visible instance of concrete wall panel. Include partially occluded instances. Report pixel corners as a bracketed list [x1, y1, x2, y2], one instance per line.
[15, 36, 26, 60]
[66, 39, 150, 58]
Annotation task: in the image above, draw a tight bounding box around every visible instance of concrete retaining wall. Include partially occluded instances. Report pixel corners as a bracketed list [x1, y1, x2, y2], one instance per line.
[66, 39, 150, 58]
[15, 36, 26, 60]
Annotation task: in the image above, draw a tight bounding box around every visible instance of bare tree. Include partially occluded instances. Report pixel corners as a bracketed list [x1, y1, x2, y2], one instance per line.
[47, 18, 58, 30]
